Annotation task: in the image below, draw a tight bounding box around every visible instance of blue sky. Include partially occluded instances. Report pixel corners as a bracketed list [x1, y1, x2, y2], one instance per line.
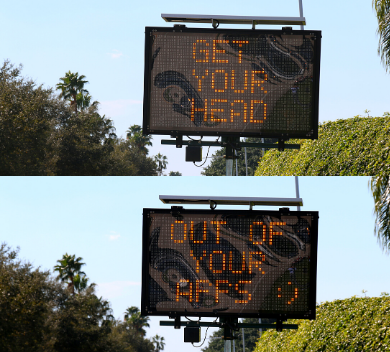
[1, 176, 389, 351]
[1, 0, 389, 175]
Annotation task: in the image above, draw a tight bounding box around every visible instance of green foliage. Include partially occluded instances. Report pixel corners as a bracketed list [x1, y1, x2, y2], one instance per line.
[202, 318, 263, 352]
[202, 138, 276, 176]
[169, 171, 182, 176]
[76, 92, 98, 111]
[106, 138, 157, 176]
[373, 0, 390, 71]
[0, 60, 64, 175]
[54, 106, 118, 176]
[255, 296, 390, 352]
[54, 253, 86, 295]
[0, 61, 158, 175]
[123, 306, 150, 337]
[152, 334, 165, 352]
[154, 153, 168, 176]
[56, 71, 89, 113]
[256, 116, 390, 175]
[126, 125, 152, 155]
[73, 274, 93, 294]
[0, 243, 156, 352]
[0, 244, 113, 351]
[371, 176, 390, 253]
[109, 319, 155, 352]
[124, 306, 141, 320]
[0, 244, 61, 351]
[48, 287, 114, 352]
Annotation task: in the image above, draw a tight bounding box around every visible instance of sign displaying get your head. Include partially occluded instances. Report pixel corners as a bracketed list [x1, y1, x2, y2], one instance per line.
[141, 208, 318, 320]
[143, 27, 321, 139]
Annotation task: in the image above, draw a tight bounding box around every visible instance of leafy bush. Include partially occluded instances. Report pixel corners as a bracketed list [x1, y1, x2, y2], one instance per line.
[255, 296, 390, 352]
[255, 116, 390, 176]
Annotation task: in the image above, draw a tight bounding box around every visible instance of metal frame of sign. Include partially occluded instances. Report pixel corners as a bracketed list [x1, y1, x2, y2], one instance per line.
[141, 208, 318, 320]
[143, 27, 321, 139]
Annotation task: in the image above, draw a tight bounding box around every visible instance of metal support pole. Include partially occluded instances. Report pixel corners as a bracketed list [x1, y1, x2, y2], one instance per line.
[225, 340, 232, 352]
[295, 176, 301, 211]
[298, 0, 304, 30]
[235, 150, 238, 176]
[242, 319, 245, 352]
[244, 147, 248, 176]
[224, 136, 239, 176]
[226, 159, 233, 176]
[259, 318, 262, 337]
[261, 138, 265, 158]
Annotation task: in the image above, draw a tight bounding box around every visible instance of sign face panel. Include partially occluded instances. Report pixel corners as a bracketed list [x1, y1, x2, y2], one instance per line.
[141, 209, 318, 319]
[143, 27, 321, 139]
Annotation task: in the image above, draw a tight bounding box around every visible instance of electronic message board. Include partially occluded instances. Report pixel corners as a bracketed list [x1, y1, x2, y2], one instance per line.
[141, 209, 318, 319]
[143, 27, 321, 139]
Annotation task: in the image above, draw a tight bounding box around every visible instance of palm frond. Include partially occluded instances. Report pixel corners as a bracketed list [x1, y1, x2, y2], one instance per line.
[373, 0, 390, 70]
[371, 176, 390, 252]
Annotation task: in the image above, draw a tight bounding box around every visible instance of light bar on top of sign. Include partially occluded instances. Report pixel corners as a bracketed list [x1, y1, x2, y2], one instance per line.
[161, 14, 306, 26]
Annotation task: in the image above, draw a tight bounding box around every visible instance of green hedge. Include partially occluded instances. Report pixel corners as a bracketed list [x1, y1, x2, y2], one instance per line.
[255, 116, 390, 175]
[254, 296, 390, 352]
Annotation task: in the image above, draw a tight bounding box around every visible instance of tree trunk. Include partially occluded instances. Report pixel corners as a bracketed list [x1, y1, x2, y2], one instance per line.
[68, 276, 75, 295]
[72, 94, 77, 113]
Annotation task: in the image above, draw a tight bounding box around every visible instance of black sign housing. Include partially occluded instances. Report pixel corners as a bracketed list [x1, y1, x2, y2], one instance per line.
[143, 27, 321, 139]
[141, 208, 318, 320]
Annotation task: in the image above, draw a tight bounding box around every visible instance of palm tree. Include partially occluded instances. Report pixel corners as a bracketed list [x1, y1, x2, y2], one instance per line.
[124, 306, 150, 336]
[152, 334, 165, 352]
[373, 0, 390, 70]
[54, 253, 86, 295]
[73, 273, 94, 294]
[126, 125, 153, 154]
[154, 153, 168, 176]
[371, 176, 390, 252]
[56, 71, 89, 113]
[124, 306, 140, 320]
[98, 297, 115, 326]
[76, 92, 99, 111]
